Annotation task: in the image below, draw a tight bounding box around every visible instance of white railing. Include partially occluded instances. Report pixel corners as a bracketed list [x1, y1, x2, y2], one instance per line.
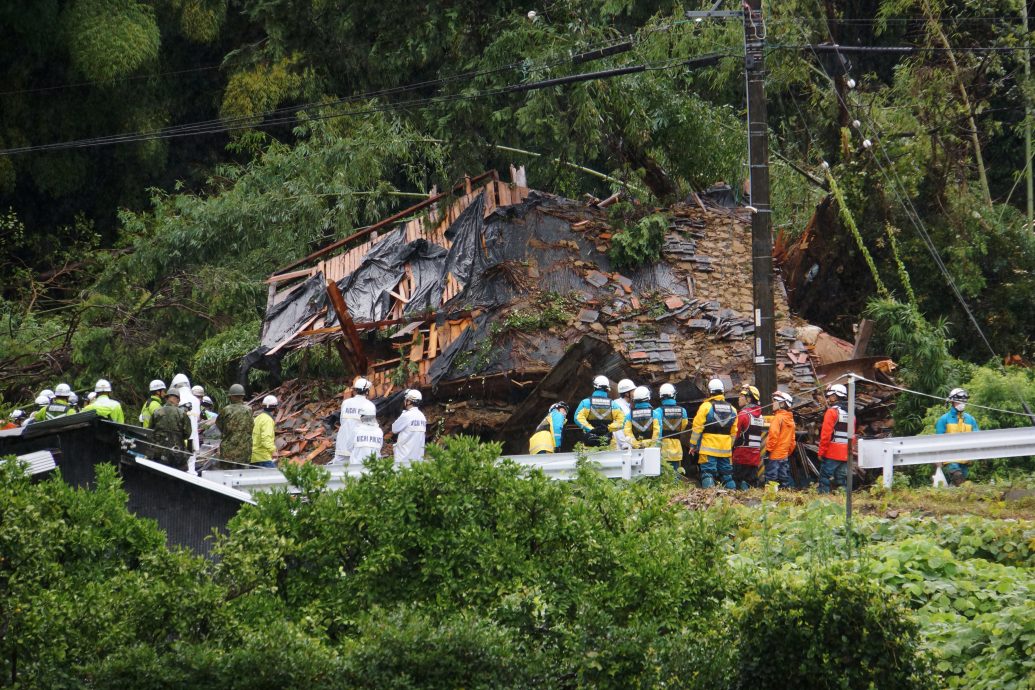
[2, 450, 57, 476]
[858, 427, 1035, 487]
[199, 448, 663, 496]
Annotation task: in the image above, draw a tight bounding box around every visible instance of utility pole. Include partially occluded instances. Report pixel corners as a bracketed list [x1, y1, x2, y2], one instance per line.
[743, 0, 777, 402]
[1024, 1, 1033, 232]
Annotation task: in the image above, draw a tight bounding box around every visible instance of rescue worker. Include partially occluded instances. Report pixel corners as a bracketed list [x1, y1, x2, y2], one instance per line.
[935, 388, 979, 486]
[86, 391, 97, 406]
[765, 391, 796, 488]
[216, 384, 254, 467]
[68, 392, 79, 411]
[333, 377, 372, 465]
[816, 384, 851, 493]
[613, 379, 636, 450]
[392, 389, 427, 466]
[32, 383, 76, 421]
[654, 383, 688, 473]
[39, 389, 54, 404]
[169, 374, 201, 459]
[149, 388, 192, 470]
[689, 378, 738, 489]
[199, 396, 219, 435]
[191, 384, 205, 400]
[529, 401, 569, 454]
[624, 386, 660, 450]
[83, 379, 125, 423]
[3, 409, 25, 430]
[26, 394, 49, 425]
[732, 385, 765, 490]
[251, 395, 278, 468]
[351, 399, 384, 462]
[574, 375, 625, 447]
[139, 379, 165, 428]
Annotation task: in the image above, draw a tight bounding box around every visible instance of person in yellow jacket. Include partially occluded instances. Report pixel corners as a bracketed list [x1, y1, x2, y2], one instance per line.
[689, 378, 738, 489]
[764, 391, 796, 488]
[251, 395, 278, 468]
[624, 386, 660, 449]
[654, 382, 688, 473]
[529, 402, 569, 454]
[83, 379, 125, 424]
[574, 375, 625, 447]
[139, 379, 165, 428]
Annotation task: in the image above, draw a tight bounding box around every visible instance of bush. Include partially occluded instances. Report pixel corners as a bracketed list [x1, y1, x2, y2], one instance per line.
[608, 205, 667, 271]
[735, 568, 934, 690]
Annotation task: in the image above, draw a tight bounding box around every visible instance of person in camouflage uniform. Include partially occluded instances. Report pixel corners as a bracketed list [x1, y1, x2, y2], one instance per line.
[149, 389, 192, 470]
[217, 383, 254, 467]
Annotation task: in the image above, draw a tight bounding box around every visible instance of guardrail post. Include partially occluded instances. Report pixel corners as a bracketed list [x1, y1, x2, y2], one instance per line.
[882, 447, 894, 488]
[622, 448, 632, 480]
[846, 373, 856, 539]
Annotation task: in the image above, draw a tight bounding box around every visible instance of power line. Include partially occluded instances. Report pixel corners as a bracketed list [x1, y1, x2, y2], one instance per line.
[0, 49, 728, 156]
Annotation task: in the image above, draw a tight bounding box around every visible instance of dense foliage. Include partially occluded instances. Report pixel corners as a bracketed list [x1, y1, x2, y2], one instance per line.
[7, 440, 1035, 688]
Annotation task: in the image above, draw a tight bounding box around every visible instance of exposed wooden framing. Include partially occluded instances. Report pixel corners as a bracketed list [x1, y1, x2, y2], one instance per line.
[267, 314, 320, 356]
[275, 170, 497, 274]
[325, 279, 369, 374]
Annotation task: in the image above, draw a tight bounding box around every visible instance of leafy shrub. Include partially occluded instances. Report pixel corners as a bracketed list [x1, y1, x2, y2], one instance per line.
[608, 203, 668, 270]
[735, 568, 934, 690]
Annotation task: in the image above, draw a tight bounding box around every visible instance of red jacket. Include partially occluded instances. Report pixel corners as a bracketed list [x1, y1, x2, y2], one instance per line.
[818, 403, 851, 461]
[732, 404, 764, 466]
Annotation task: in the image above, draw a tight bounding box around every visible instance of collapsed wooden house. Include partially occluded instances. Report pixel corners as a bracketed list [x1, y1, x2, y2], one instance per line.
[246, 168, 894, 457]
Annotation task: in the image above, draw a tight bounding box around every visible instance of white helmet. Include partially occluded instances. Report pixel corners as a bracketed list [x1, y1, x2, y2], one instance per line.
[68, 392, 78, 405]
[773, 391, 793, 406]
[357, 399, 377, 418]
[54, 383, 72, 397]
[87, 392, 97, 403]
[352, 377, 371, 394]
[593, 375, 610, 390]
[632, 385, 651, 402]
[10, 410, 25, 420]
[827, 383, 848, 399]
[617, 379, 635, 395]
[170, 373, 190, 389]
[708, 378, 725, 394]
[40, 389, 54, 401]
[659, 383, 676, 399]
[191, 385, 205, 397]
[149, 379, 166, 392]
[262, 395, 278, 407]
[405, 389, 423, 403]
[202, 395, 214, 406]
[94, 379, 112, 393]
[35, 394, 50, 406]
[948, 388, 969, 402]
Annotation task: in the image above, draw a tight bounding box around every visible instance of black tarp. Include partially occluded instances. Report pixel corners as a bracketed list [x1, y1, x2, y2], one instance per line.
[259, 272, 327, 349]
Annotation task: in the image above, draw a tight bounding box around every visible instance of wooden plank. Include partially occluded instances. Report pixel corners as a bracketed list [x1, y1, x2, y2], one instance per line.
[427, 323, 438, 356]
[266, 268, 315, 285]
[326, 279, 369, 374]
[852, 318, 874, 358]
[409, 332, 424, 362]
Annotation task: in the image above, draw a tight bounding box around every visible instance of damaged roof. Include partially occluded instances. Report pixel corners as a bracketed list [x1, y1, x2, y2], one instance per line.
[247, 168, 877, 456]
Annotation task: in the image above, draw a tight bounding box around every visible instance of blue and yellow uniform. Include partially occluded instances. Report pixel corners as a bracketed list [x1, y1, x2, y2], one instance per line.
[529, 406, 567, 454]
[654, 399, 687, 469]
[624, 401, 660, 449]
[935, 407, 979, 484]
[575, 391, 624, 447]
[690, 394, 738, 489]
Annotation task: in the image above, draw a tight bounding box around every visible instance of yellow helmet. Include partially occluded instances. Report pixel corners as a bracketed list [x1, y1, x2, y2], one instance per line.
[740, 385, 760, 402]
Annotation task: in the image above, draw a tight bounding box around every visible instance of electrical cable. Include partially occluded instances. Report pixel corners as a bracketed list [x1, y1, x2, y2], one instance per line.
[849, 375, 1035, 417]
[0, 52, 731, 156]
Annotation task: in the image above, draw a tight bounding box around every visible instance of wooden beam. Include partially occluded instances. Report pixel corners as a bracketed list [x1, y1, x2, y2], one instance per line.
[852, 318, 874, 359]
[265, 268, 315, 285]
[325, 280, 369, 374]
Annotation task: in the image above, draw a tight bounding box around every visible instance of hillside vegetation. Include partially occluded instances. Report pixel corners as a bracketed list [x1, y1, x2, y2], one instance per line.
[3, 440, 1034, 688]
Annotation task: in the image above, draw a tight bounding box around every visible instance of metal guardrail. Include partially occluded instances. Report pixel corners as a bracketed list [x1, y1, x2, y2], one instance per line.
[200, 448, 663, 496]
[858, 427, 1035, 487]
